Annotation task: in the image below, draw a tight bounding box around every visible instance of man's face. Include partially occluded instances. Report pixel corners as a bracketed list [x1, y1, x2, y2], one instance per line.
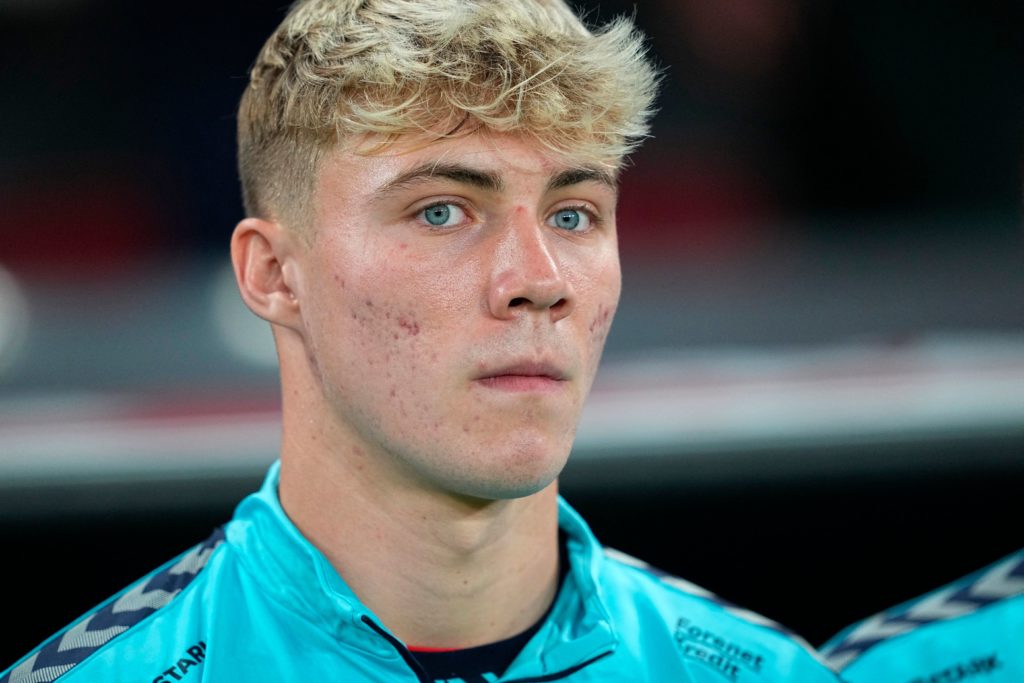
[291, 131, 621, 501]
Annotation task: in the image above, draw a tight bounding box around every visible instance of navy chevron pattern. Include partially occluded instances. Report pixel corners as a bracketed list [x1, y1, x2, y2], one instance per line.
[1, 528, 225, 683]
[822, 548, 1024, 671]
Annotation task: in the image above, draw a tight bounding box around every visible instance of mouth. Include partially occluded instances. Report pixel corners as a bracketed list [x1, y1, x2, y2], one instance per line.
[474, 362, 569, 393]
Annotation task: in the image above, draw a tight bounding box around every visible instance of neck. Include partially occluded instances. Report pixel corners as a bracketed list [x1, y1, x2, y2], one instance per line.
[275, 348, 561, 647]
[280, 451, 560, 647]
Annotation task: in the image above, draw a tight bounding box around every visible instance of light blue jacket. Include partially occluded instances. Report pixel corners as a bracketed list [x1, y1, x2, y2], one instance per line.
[822, 548, 1024, 682]
[3, 463, 840, 682]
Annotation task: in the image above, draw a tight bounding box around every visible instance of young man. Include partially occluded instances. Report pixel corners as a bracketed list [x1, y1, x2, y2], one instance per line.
[2, 1, 841, 681]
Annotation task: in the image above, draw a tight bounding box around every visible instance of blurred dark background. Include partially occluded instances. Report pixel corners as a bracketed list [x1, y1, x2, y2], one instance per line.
[1, 0, 1023, 667]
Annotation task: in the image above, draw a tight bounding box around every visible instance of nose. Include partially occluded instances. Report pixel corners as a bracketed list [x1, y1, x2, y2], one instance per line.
[488, 214, 575, 323]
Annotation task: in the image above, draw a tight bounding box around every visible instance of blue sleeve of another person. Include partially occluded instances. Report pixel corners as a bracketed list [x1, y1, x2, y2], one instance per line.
[821, 548, 1024, 683]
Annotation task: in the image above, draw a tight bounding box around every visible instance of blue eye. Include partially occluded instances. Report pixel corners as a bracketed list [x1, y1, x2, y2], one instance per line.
[420, 203, 465, 227]
[548, 208, 590, 231]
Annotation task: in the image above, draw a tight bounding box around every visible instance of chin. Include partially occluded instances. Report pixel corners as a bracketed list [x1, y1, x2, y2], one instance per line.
[451, 440, 570, 502]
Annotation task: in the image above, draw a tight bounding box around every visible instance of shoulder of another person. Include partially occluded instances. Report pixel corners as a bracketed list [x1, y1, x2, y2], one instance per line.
[1, 529, 226, 683]
[822, 548, 1024, 683]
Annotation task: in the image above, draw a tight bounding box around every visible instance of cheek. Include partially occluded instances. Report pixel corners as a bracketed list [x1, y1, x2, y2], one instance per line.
[342, 292, 428, 364]
[580, 258, 621, 347]
[334, 278, 448, 400]
[588, 300, 617, 345]
[315, 237, 463, 373]
[322, 291, 436, 425]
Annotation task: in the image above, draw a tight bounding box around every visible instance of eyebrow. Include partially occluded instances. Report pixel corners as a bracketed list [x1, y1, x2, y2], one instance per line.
[374, 163, 504, 199]
[545, 167, 617, 192]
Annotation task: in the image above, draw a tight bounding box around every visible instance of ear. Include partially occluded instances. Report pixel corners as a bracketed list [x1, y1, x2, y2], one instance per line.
[231, 217, 303, 332]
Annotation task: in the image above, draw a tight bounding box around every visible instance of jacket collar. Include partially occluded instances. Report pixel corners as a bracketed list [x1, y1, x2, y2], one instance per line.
[503, 499, 619, 677]
[230, 462, 619, 675]
[230, 461, 395, 658]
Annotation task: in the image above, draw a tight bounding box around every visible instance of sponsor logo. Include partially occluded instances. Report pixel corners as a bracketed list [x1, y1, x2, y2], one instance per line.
[675, 618, 768, 682]
[151, 641, 207, 683]
[908, 653, 1001, 683]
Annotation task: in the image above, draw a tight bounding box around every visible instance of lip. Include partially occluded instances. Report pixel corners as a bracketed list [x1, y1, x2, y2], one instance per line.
[474, 362, 569, 393]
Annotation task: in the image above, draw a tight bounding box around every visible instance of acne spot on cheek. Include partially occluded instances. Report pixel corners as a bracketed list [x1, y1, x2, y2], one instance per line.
[588, 304, 614, 339]
[334, 275, 345, 289]
[398, 317, 420, 336]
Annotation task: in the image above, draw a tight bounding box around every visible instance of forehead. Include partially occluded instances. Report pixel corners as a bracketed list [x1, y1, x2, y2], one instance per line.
[318, 130, 619, 199]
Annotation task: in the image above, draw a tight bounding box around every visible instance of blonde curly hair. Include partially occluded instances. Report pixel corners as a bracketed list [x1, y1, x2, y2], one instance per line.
[237, 0, 659, 229]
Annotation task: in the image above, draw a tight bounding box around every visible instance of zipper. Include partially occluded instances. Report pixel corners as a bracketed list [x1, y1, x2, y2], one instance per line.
[504, 650, 612, 682]
[361, 616, 432, 683]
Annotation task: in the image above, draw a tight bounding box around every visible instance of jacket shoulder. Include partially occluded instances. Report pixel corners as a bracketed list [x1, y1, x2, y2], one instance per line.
[1, 528, 226, 683]
[600, 547, 840, 681]
[821, 548, 1024, 678]
[602, 547, 805, 638]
